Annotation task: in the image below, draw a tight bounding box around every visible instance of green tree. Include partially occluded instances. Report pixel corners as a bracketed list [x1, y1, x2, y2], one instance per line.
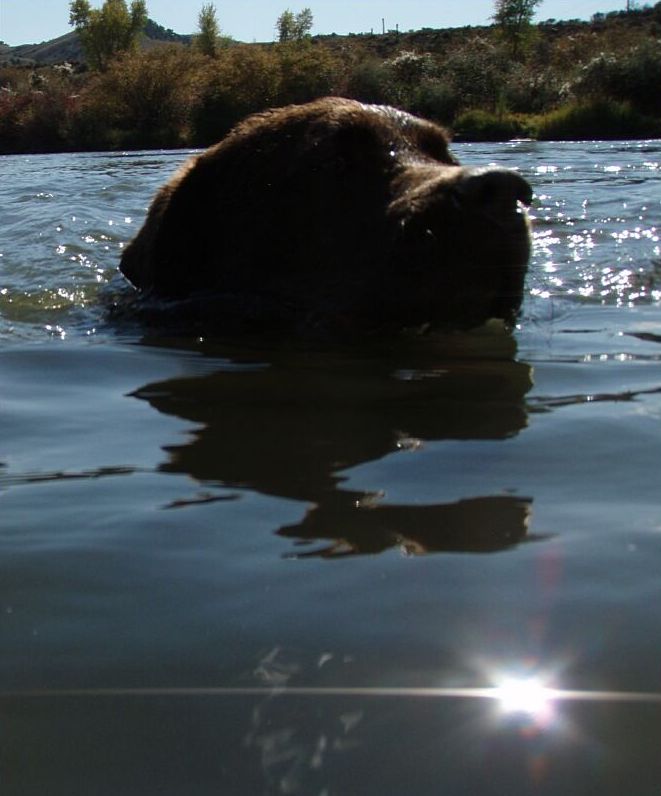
[493, 0, 542, 59]
[69, 0, 148, 71]
[294, 8, 313, 38]
[276, 8, 313, 42]
[195, 3, 221, 57]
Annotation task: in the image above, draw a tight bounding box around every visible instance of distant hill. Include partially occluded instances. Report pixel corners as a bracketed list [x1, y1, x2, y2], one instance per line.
[3, 5, 659, 68]
[3, 32, 82, 66]
[143, 19, 191, 46]
[0, 19, 192, 66]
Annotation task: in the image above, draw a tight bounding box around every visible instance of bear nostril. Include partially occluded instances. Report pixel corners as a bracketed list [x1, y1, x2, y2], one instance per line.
[452, 167, 533, 214]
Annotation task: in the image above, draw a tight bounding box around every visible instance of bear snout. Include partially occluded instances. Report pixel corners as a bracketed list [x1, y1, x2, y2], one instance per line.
[450, 167, 533, 220]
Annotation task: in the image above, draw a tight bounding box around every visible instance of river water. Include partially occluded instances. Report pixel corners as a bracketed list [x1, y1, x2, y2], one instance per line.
[1, 140, 660, 794]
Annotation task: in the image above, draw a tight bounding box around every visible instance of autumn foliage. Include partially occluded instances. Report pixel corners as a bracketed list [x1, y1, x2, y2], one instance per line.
[1, 4, 661, 154]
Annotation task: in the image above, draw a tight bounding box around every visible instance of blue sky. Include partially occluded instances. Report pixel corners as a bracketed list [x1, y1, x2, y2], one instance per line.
[1, 0, 630, 46]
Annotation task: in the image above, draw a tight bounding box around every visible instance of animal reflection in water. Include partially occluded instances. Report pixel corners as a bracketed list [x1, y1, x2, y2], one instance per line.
[132, 337, 538, 557]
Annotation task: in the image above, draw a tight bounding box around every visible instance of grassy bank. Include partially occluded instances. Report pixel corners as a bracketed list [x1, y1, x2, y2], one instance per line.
[453, 102, 661, 142]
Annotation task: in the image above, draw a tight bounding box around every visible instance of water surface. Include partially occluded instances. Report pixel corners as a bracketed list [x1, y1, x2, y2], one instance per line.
[1, 140, 660, 794]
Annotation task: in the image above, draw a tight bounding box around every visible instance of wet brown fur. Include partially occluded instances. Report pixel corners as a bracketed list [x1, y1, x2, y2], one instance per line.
[120, 97, 531, 333]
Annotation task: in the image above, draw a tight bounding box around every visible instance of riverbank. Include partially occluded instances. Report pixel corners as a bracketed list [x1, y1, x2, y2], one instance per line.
[1, 5, 660, 153]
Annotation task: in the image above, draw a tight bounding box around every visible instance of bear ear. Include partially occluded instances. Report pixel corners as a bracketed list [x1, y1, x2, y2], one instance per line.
[412, 125, 457, 165]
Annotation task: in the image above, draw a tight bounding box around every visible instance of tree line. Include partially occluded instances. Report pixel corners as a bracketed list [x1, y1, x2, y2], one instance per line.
[68, 1, 314, 66]
[1, 0, 660, 154]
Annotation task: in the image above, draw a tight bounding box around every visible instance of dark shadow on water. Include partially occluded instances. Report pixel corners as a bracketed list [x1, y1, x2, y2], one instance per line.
[132, 328, 539, 557]
[280, 494, 533, 557]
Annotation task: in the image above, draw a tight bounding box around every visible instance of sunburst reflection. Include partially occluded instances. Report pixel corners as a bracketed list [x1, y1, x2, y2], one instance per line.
[494, 677, 553, 716]
[490, 675, 558, 730]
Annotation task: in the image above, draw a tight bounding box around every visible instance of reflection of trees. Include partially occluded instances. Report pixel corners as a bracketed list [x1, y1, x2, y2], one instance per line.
[133, 334, 537, 557]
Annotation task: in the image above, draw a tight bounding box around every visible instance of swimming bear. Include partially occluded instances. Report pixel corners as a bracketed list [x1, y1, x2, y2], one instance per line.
[119, 97, 532, 334]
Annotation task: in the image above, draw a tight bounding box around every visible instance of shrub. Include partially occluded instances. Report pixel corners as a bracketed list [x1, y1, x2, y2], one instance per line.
[346, 51, 460, 124]
[193, 45, 281, 143]
[193, 41, 342, 144]
[453, 109, 529, 141]
[389, 50, 436, 84]
[346, 58, 391, 104]
[274, 40, 342, 106]
[409, 79, 459, 125]
[573, 42, 661, 115]
[74, 46, 206, 149]
[384, 50, 440, 109]
[502, 68, 564, 114]
[442, 37, 510, 112]
[0, 70, 82, 153]
[533, 100, 661, 140]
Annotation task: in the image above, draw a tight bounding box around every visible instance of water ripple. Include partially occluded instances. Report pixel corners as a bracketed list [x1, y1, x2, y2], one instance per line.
[1, 142, 659, 342]
[516, 139, 661, 312]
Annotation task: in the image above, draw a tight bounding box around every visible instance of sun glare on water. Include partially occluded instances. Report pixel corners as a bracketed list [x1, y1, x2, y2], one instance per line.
[493, 676, 555, 719]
